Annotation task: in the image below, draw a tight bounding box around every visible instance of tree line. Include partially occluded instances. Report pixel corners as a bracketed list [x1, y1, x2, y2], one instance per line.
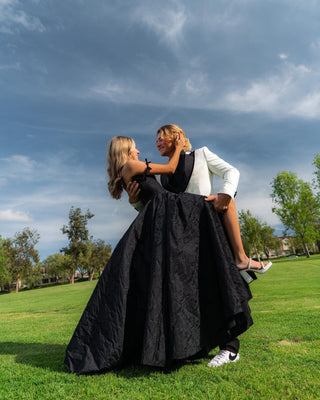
[239, 153, 320, 260]
[1, 154, 319, 294]
[0, 207, 111, 293]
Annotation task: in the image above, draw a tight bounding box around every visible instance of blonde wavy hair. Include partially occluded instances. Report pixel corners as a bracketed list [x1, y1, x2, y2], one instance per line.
[157, 124, 192, 151]
[107, 136, 135, 199]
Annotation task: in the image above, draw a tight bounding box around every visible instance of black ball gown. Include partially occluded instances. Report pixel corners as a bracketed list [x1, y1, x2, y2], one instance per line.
[64, 171, 253, 375]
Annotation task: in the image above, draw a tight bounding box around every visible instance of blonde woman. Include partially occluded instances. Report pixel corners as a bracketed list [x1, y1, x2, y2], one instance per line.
[64, 135, 253, 375]
[107, 134, 185, 201]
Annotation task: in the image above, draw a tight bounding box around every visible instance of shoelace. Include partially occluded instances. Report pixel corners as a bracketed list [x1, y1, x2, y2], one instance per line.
[213, 350, 228, 361]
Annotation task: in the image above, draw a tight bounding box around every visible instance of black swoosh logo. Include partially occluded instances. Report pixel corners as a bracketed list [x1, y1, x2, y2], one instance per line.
[229, 353, 238, 361]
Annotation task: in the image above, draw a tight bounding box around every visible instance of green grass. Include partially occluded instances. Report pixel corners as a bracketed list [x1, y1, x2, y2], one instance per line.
[1, 255, 320, 399]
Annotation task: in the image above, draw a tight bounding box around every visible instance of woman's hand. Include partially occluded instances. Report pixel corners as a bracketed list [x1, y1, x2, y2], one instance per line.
[126, 181, 141, 204]
[175, 133, 185, 149]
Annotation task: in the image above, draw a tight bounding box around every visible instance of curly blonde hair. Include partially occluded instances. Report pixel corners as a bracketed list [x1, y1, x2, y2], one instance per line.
[157, 124, 192, 151]
[107, 136, 135, 199]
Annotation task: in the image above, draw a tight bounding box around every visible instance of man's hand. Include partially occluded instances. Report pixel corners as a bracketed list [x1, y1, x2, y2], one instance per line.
[126, 181, 141, 204]
[205, 193, 231, 213]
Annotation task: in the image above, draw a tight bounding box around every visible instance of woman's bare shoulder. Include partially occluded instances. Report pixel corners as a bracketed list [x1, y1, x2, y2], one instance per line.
[122, 160, 146, 179]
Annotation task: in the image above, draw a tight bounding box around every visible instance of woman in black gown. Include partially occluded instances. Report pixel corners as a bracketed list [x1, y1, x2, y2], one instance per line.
[64, 135, 253, 375]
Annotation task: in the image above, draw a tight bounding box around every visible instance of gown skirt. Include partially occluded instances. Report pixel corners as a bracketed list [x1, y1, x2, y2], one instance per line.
[64, 191, 253, 374]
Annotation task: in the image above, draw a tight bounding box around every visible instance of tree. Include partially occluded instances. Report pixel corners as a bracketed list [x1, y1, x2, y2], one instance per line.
[312, 154, 320, 251]
[89, 239, 112, 280]
[42, 253, 72, 283]
[58, 254, 74, 283]
[61, 207, 94, 284]
[288, 236, 305, 254]
[260, 225, 281, 259]
[3, 228, 40, 293]
[271, 171, 320, 258]
[25, 263, 43, 289]
[238, 210, 264, 261]
[78, 242, 93, 279]
[77, 239, 111, 281]
[0, 235, 11, 292]
[313, 153, 320, 193]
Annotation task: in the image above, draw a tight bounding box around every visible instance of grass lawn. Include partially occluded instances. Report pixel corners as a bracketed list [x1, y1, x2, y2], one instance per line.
[1, 255, 320, 399]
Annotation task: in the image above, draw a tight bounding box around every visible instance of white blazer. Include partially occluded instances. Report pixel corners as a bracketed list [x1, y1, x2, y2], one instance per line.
[185, 147, 239, 198]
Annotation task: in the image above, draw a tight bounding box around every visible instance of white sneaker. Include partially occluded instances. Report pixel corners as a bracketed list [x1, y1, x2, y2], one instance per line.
[207, 350, 240, 367]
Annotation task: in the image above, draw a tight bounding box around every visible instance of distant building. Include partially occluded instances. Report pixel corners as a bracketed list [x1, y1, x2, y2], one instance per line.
[276, 236, 318, 257]
[277, 236, 293, 256]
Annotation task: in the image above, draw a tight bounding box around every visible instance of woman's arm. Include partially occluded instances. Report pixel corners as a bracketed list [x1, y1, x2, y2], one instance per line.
[122, 135, 184, 184]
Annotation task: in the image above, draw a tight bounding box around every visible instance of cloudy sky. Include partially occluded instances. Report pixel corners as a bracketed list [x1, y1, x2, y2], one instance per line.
[1, 0, 320, 260]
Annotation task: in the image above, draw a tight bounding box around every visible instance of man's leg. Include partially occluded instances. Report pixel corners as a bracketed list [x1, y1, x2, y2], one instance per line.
[207, 338, 240, 367]
[220, 338, 240, 354]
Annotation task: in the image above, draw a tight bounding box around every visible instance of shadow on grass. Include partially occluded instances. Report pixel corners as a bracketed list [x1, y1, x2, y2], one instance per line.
[0, 342, 68, 372]
[109, 358, 204, 379]
[79, 360, 204, 379]
[108, 350, 209, 378]
[0, 341, 209, 377]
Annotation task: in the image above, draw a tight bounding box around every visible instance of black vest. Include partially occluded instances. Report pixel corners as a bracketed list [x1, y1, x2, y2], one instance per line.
[161, 151, 195, 193]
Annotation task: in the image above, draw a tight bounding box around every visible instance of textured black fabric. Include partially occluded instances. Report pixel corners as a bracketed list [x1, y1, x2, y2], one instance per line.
[64, 176, 253, 375]
[161, 151, 195, 193]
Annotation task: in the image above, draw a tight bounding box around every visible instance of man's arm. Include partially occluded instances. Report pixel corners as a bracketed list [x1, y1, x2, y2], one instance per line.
[205, 193, 231, 213]
[203, 146, 240, 199]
